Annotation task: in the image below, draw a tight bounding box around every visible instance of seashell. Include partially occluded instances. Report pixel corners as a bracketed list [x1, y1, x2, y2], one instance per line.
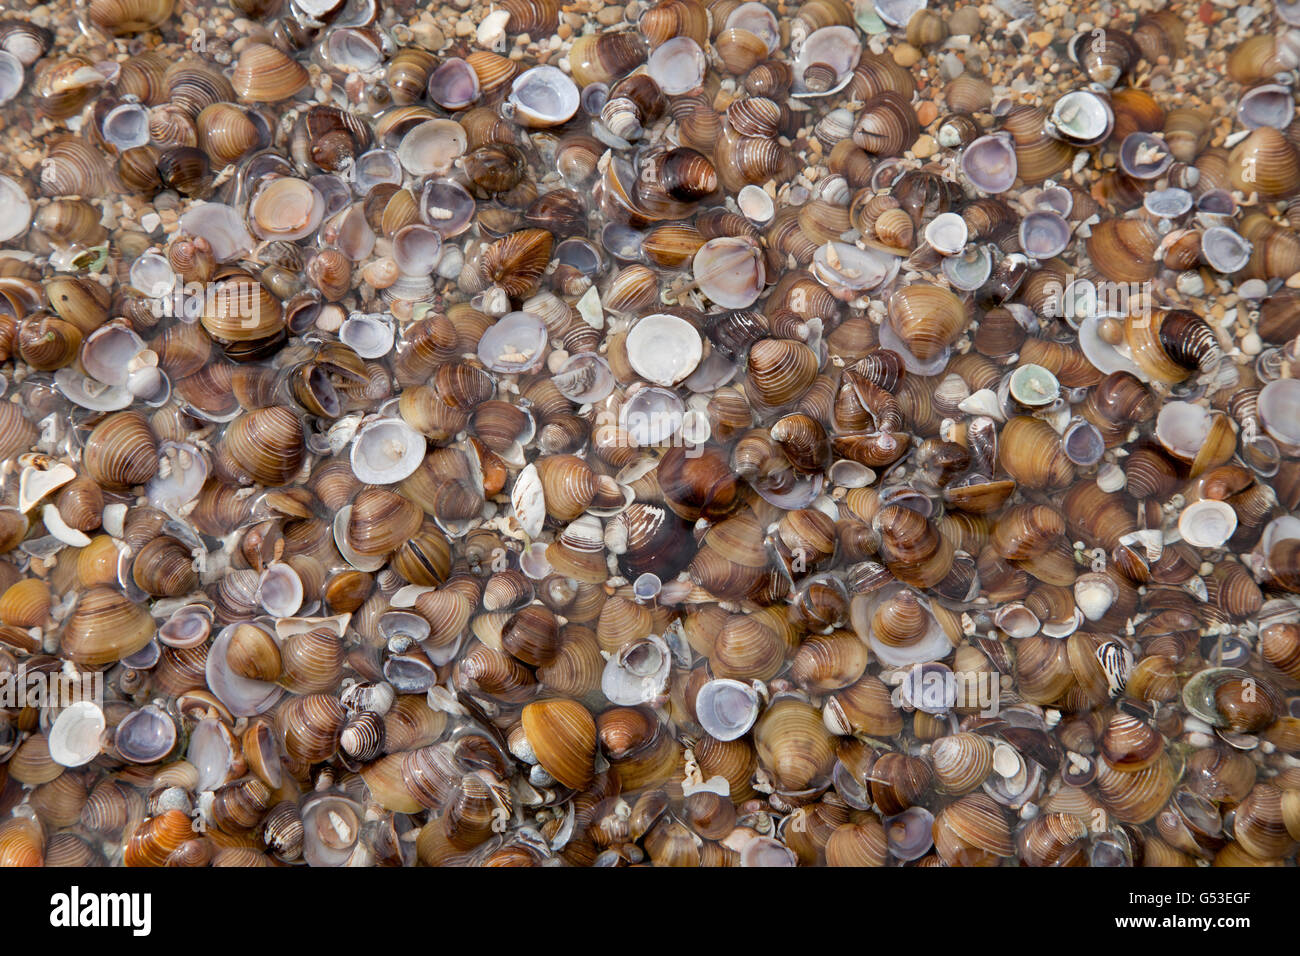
[83, 411, 158, 489]
[852, 92, 919, 157]
[933, 793, 1014, 866]
[232, 43, 309, 102]
[790, 629, 869, 693]
[504, 65, 579, 128]
[1085, 218, 1161, 284]
[0, 21, 53, 68]
[945, 74, 993, 113]
[1241, 214, 1300, 281]
[124, 810, 193, 867]
[218, 406, 304, 487]
[40, 137, 112, 197]
[569, 32, 648, 87]
[62, 587, 155, 668]
[196, 103, 264, 167]
[1000, 416, 1074, 490]
[693, 237, 765, 309]
[1100, 712, 1164, 772]
[931, 733, 994, 796]
[1228, 126, 1300, 201]
[132, 535, 198, 597]
[32, 58, 106, 121]
[823, 674, 901, 737]
[88, 0, 173, 34]
[521, 698, 596, 790]
[18, 315, 81, 371]
[754, 695, 834, 792]
[905, 9, 947, 47]
[887, 283, 966, 361]
[1094, 752, 1176, 824]
[1002, 105, 1072, 185]
[1238, 82, 1296, 132]
[639, 0, 709, 48]
[1227, 32, 1300, 86]
[746, 338, 818, 407]
[279, 627, 344, 694]
[1067, 28, 1138, 88]
[1183, 667, 1281, 733]
[717, 27, 769, 74]
[411, 57, 475, 112]
[479, 229, 553, 300]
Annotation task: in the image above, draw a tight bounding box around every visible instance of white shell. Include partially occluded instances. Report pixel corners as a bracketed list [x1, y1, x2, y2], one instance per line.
[504, 66, 580, 127]
[792, 26, 861, 97]
[1077, 315, 1145, 378]
[1073, 571, 1118, 621]
[146, 441, 210, 516]
[1155, 401, 1214, 459]
[957, 388, 1004, 420]
[1178, 498, 1238, 549]
[693, 237, 765, 308]
[82, 323, 148, 387]
[695, 678, 761, 741]
[647, 37, 706, 95]
[0, 173, 33, 243]
[258, 561, 304, 617]
[812, 241, 897, 293]
[396, 119, 468, 176]
[874, 0, 926, 28]
[41, 503, 92, 547]
[924, 212, 969, 256]
[179, 203, 254, 262]
[993, 603, 1040, 638]
[19, 461, 75, 513]
[350, 418, 425, 484]
[158, 603, 213, 648]
[512, 462, 546, 539]
[53, 368, 134, 412]
[48, 701, 107, 768]
[1046, 89, 1113, 145]
[601, 634, 673, 705]
[301, 793, 363, 867]
[737, 184, 775, 223]
[625, 313, 703, 386]
[339, 312, 395, 359]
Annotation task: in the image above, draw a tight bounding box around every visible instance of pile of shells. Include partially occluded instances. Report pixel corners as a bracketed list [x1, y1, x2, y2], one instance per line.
[0, 0, 1299, 868]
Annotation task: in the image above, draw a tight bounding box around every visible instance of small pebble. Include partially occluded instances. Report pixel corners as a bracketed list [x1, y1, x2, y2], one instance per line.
[947, 6, 982, 36]
[893, 43, 921, 67]
[912, 134, 938, 158]
[1237, 278, 1268, 301]
[1241, 332, 1262, 356]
